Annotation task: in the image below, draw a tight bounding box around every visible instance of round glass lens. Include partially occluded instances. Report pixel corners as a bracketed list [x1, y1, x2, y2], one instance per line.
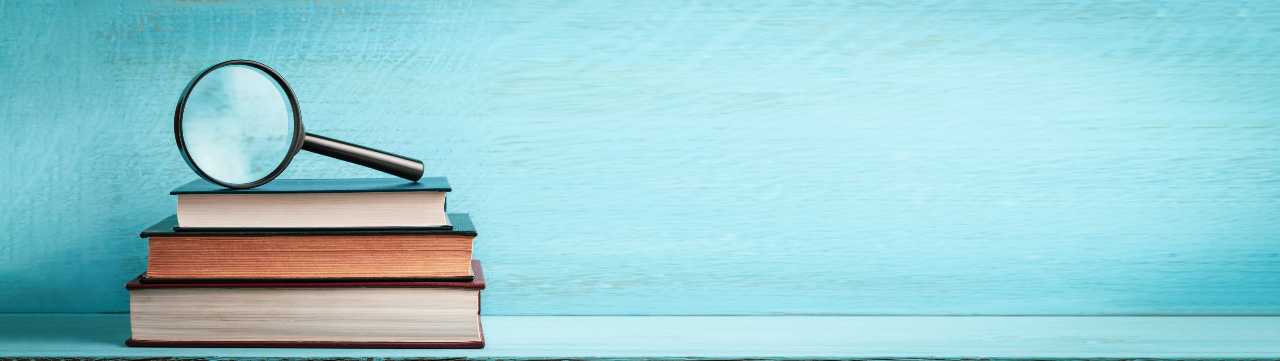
[180, 65, 296, 185]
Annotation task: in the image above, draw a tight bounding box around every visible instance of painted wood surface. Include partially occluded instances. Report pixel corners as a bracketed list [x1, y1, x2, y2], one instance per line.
[1, 314, 1279, 359]
[1, 1, 1279, 315]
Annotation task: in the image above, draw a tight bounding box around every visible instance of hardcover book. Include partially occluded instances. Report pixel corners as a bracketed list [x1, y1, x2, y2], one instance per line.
[172, 177, 452, 230]
[140, 213, 477, 280]
[127, 260, 486, 348]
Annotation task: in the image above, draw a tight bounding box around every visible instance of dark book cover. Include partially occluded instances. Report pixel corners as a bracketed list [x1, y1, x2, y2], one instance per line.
[171, 177, 451, 195]
[141, 213, 477, 237]
[125, 261, 486, 349]
[128, 260, 486, 290]
[124, 338, 485, 349]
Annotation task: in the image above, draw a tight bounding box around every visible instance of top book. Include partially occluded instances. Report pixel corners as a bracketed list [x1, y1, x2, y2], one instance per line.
[172, 178, 451, 230]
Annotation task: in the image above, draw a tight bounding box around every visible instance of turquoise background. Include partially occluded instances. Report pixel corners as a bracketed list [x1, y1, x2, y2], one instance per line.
[1, 1, 1278, 315]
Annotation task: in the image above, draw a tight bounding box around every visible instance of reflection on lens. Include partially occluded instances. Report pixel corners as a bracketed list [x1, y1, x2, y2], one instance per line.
[181, 65, 294, 185]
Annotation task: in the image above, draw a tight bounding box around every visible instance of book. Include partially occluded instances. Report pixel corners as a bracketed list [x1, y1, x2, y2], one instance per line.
[140, 213, 477, 280]
[126, 260, 485, 348]
[172, 177, 451, 230]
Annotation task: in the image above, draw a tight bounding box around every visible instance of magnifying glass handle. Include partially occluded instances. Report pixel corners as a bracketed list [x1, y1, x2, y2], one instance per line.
[301, 133, 425, 182]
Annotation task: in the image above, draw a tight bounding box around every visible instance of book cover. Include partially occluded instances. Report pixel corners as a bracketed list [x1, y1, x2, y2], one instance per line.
[171, 177, 452, 194]
[140, 213, 478, 281]
[128, 260, 486, 290]
[144, 213, 477, 237]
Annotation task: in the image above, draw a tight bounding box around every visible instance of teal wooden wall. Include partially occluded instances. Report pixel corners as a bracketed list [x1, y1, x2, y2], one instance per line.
[2, 1, 1278, 315]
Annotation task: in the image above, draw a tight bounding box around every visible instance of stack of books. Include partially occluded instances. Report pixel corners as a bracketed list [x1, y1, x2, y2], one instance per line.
[126, 178, 484, 348]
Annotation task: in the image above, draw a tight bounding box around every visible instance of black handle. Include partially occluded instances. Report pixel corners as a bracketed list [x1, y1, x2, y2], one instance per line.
[301, 133, 424, 181]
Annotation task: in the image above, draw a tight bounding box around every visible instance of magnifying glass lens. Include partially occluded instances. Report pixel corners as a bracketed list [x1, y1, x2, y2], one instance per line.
[180, 65, 296, 185]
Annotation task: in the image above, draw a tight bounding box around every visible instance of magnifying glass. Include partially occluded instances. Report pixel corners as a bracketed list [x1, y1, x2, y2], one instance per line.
[174, 59, 424, 189]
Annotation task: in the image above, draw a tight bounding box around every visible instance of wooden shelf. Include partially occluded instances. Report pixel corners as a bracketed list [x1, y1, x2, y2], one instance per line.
[3, 314, 1278, 359]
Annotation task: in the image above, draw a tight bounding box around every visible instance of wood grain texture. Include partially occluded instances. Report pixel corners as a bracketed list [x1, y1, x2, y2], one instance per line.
[1, 1, 1279, 314]
[2, 314, 1280, 359]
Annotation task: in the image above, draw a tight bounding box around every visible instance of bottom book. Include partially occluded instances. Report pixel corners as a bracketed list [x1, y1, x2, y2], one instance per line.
[126, 260, 485, 349]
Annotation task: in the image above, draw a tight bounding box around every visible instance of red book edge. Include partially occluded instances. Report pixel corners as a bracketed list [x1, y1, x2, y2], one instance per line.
[126, 260, 485, 290]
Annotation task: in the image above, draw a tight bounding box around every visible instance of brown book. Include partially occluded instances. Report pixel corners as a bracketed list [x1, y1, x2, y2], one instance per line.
[140, 213, 477, 281]
[127, 260, 485, 348]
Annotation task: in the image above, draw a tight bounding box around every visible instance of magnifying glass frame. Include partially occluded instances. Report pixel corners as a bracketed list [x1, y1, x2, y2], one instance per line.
[174, 59, 304, 189]
[175, 60, 425, 189]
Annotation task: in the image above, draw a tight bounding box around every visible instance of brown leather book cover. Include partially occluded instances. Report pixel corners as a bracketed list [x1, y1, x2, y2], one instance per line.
[124, 337, 485, 349]
[126, 261, 486, 349]
[140, 214, 477, 281]
[128, 260, 486, 289]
